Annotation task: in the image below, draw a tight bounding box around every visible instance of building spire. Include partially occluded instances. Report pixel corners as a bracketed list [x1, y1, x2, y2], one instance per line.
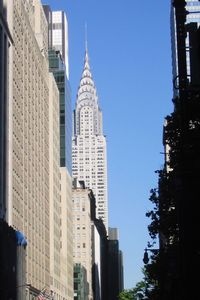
[85, 22, 88, 53]
[84, 22, 89, 68]
[82, 23, 91, 75]
[76, 31, 98, 105]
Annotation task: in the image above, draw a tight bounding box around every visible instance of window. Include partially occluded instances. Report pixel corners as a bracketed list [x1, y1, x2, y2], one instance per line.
[74, 282, 78, 290]
[53, 23, 62, 30]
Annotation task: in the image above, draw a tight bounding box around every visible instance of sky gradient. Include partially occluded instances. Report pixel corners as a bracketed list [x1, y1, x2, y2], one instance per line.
[43, 0, 173, 289]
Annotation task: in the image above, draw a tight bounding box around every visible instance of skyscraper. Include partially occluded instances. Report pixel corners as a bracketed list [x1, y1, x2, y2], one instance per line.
[43, 5, 72, 172]
[6, 0, 50, 295]
[43, 6, 69, 79]
[72, 47, 108, 230]
[44, 6, 73, 298]
[5, 1, 73, 298]
[52, 10, 69, 79]
[48, 72, 68, 299]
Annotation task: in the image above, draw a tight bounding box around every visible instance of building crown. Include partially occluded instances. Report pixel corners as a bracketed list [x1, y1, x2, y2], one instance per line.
[76, 46, 98, 103]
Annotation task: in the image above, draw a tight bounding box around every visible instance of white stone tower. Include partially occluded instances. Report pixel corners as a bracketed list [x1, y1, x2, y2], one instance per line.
[72, 46, 108, 230]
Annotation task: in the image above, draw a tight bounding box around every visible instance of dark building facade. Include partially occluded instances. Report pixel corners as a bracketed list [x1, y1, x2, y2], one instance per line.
[0, 221, 27, 300]
[145, 1, 200, 300]
[107, 228, 124, 300]
[163, 2, 200, 299]
[118, 250, 124, 293]
[91, 221, 124, 300]
[88, 192, 123, 300]
[0, 221, 17, 299]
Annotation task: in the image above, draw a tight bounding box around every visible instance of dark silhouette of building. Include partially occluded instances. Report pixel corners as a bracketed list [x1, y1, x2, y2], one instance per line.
[0, 221, 17, 299]
[107, 228, 124, 300]
[118, 250, 124, 293]
[0, 221, 27, 300]
[145, 1, 200, 299]
[164, 2, 200, 299]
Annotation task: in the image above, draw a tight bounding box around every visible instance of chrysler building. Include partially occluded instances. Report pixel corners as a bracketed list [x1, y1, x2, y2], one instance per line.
[72, 46, 108, 229]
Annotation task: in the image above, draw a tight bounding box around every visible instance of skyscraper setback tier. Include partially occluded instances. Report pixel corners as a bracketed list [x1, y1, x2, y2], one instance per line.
[72, 49, 108, 230]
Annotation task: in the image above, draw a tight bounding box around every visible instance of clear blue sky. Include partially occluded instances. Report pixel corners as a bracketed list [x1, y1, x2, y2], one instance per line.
[43, 0, 173, 289]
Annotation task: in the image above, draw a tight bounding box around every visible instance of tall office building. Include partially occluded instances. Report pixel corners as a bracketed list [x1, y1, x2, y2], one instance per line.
[43, 7, 69, 79]
[6, 0, 50, 295]
[44, 6, 73, 299]
[72, 48, 108, 230]
[52, 10, 69, 79]
[49, 73, 70, 300]
[51, 10, 71, 172]
[43, 5, 72, 172]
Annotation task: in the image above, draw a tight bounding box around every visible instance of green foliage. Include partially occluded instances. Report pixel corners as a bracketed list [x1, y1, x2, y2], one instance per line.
[118, 280, 146, 300]
[118, 289, 135, 300]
